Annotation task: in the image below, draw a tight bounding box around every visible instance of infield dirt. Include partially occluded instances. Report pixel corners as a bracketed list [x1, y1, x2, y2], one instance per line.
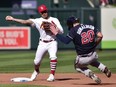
[0, 73, 116, 87]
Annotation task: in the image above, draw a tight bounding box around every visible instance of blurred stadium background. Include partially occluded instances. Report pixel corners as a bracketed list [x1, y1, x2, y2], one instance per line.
[0, 0, 116, 72]
[0, 0, 116, 50]
[0, 1, 116, 87]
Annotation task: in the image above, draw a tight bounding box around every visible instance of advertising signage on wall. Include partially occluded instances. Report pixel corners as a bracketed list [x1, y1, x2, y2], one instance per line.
[101, 8, 116, 49]
[0, 27, 31, 49]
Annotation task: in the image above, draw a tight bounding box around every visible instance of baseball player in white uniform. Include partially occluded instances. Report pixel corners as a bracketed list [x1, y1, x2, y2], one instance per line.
[5, 4, 64, 81]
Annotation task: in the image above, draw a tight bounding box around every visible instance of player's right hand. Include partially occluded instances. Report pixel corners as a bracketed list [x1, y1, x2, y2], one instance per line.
[5, 16, 14, 21]
[50, 22, 59, 35]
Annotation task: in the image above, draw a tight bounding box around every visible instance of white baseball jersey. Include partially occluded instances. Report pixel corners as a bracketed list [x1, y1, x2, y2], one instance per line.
[29, 17, 63, 41]
[29, 16, 64, 65]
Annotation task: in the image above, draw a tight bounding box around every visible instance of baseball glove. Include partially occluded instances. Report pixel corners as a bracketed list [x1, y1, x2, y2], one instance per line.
[41, 21, 51, 31]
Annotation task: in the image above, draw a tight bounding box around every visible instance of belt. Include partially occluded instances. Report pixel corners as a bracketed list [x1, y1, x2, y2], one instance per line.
[79, 51, 94, 57]
[80, 55, 88, 57]
[40, 39, 55, 43]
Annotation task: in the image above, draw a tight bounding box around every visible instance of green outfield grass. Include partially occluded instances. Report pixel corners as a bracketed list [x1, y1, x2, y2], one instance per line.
[0, 50, 116, 73]
[0, 50, 116, 87]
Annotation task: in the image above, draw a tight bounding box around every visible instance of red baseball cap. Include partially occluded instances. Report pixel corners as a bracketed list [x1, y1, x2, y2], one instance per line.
[38, 4, 48, 13]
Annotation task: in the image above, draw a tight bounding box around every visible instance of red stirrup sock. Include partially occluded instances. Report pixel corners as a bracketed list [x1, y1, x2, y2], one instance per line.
[34, 64, 40, 73]
[50, 59, 57, 75]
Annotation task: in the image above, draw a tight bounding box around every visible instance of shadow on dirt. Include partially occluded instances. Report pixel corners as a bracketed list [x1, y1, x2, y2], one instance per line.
[56, 77, 80, 81]
[72, 82, 116, 86]
[87, 83, 116, 85]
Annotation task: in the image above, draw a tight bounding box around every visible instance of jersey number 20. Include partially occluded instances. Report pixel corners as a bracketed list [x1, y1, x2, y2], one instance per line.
[81, 30, 94, 44]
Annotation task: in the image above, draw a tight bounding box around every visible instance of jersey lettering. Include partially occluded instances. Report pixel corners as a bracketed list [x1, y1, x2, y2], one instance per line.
[81, 30, 94, 44]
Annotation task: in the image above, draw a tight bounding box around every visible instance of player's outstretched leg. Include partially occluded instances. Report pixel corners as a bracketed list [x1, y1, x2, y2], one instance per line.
[30, 64, 40, 81]
[75, 67, 101, 84]
[30, 70, 38, 81]
[88, 71, 101, 84]
[103, 67, 111, 78]
[90, 61, 111, 78]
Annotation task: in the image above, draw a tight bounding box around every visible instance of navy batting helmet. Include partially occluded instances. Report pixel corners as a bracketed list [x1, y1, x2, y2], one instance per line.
[67, 16, 80, 30]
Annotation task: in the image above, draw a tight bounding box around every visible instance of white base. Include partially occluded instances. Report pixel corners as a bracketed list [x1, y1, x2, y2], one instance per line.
[11, 77, 32, 82]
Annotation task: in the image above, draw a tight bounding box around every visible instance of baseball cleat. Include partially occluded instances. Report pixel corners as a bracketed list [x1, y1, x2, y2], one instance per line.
[30, 70, 38, 81]
[47, 74, 55, 82]
[104, 67, 111, 78]
[89, 72, 101, 84]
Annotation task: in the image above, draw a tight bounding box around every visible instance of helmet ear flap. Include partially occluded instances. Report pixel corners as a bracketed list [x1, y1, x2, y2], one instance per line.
[66, 16, 75, 30]
[67, 21, 73, 30]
